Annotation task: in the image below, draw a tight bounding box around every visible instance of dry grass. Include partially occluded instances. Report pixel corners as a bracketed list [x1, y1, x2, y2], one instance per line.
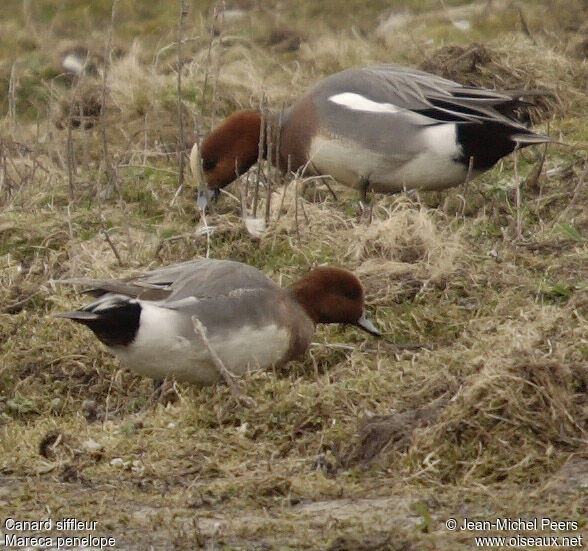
[1, 0, 587, 549]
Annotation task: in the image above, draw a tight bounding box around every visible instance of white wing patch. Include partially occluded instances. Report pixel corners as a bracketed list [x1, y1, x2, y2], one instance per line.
[328, 92, 402, 114]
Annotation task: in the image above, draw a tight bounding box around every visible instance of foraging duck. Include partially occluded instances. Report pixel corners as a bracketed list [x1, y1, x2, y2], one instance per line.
[191, 64, 549, 203]
[57, 259, 380, 385]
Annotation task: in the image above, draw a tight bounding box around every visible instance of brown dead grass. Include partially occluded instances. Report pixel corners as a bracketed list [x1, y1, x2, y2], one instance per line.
[412, 351, 587, 484]
[1, 0, 587, 549]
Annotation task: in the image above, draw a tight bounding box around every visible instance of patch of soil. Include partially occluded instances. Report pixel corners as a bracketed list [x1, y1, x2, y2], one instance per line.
[344, 395, 449, 466]
[540, 453, 588, 499]
[328, 533, 414, 551]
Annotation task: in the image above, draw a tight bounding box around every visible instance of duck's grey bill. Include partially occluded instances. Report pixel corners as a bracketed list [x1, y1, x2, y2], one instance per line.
[197, 185, 210, 210]
[357, 312, 381, 337]
[197, 186, 220, 209]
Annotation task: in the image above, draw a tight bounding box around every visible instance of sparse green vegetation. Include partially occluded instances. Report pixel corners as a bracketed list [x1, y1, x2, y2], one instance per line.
[1, 0, 587, 549]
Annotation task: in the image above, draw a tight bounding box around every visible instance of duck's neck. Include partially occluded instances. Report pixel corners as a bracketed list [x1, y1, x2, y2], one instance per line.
[255, 109, 284, 166]
[233, 109, 292, 169]
[200, 108, 299, 191]
[288, 279, 322, 324]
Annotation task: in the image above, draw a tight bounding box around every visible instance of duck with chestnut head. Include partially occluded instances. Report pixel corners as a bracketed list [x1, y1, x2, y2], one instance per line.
[57, 259, 380, 385]
[191, 64, 549, 205]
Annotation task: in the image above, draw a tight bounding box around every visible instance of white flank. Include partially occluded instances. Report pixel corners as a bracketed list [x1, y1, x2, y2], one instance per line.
[114, 303, 187, 379]
[309, 127, 470, 193]
[111, 303, 291, 385]
[328, 92, 402, 114]
[422, 123, 461, 158]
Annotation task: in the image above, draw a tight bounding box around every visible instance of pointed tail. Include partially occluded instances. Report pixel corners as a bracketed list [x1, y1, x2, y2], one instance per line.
[57, 298, 141, 347]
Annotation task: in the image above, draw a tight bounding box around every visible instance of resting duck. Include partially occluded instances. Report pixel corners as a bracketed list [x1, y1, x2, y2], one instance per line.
[191, 64, 549, 203]
[57, 259, 380, 385]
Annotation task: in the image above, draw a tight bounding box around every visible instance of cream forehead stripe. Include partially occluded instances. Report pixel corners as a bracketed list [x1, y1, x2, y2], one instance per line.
[328, 92, 402, 114]
[189, 142, 203, 188]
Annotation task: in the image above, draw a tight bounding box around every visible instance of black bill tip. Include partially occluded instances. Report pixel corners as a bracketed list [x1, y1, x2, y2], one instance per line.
[357, 312, 382, 337]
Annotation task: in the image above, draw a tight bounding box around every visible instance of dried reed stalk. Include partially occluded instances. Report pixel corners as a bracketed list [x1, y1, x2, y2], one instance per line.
[0, 143, 5, 199]
[253, 96, 267, 218]
[100, 0, 118, 190]
[8, 61, 17, 132]
[513, 145, 522, 240]
[209, 4, 224, 129]
[459, 155, 475, 218]
[98, 0, 133, 261]
[201, 3, 225, 128]
[264, 118, 273, 224]
[176, 0, 188, 192]
[65, 52, 90, 199]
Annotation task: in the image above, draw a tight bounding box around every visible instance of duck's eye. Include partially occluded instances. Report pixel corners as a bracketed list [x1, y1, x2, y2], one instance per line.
[203, 159, 217, 171]
[343, 287, 361, 300]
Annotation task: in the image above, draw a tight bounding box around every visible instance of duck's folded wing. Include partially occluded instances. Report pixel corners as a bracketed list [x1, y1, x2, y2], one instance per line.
[163, 259, 280, 301]
[56, 260, 279, 303]
[55, 260, 234, 299]
[316, 65, 543, 127]
[54, 277, 171, 300]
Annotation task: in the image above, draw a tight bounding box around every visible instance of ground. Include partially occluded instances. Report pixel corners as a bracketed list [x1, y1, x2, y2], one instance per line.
[0, 0, 587, 549]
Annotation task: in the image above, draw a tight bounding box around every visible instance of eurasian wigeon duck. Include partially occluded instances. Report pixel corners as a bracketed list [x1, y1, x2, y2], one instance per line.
[191, 64, 549, 203]
[57, 259, 380, 385]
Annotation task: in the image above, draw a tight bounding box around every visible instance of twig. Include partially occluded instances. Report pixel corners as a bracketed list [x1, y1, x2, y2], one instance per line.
[321, 177, 338, 201]
[513, 145, 522, 240]
[153, 38, 200, 68]
[298, 188, 310, 225]
[274, 107, 283, 175]
[264, 116, 274, 224]
[143, 113, 148, 166]
[201, 3, 225, 127]
[65, 51, 90, 199]
[209, 3, 224, 128]
[276, 155, 292, 222]
[307, 348, 322, 386]
[101, 0, 133, 261]
[81, 103, 90, 170]
[524, 142, 547, 193]
[201, 9, 216, 118]
[253, 95, 267, 217]
[192, 316, 257, 408]
[103, 370, 116, 425]
[200, 209, 211, 259]
[0, 143, 6, 199]
[120, 164, 178, 175]
[3, 290, 42, 313]
[517, 7, 536, 45]
[100, 0, 118, 191]
[294, 178, 301, 243]
[459, 155, 474, 218]
[8, 60, 17, 133]
[99, 213, 123, 266]
[239, 179, 248, 221]
[176, 0, 188, 194]
[557, 163, 587, 222]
